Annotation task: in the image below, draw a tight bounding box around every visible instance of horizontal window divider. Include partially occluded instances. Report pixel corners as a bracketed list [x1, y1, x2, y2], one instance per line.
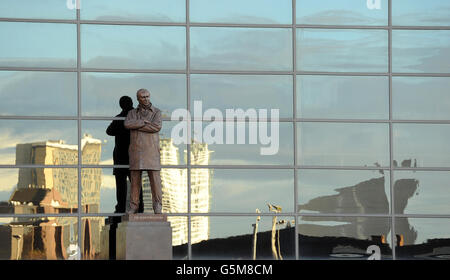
[0, 67, 77, 72]
[298, 213, 450, 218]
[296, 71, 389, 76]
[391, 73, 450, 77]
[189, 23, 292, 28]
[0, 17, 77, 24]
[81, 68, 186, 74]
[190, 70, 293, 75]
[79, 20, 186, 26]
[296, 24, 450, 30]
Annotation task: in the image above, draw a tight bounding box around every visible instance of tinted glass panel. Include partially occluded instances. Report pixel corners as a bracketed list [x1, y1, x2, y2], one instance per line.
[81, 0, 185, 22]
[0, 0, 76, 19]
[393, 124, 450, 168]
[81, 72, 186, 117]
[0, 120, 78, 165]
[393, 0, 450, 26]
[297, 75, 389, 119]
[296, 29, 388, 72]
[0, 71, 77, 116]
[0, 168, 78, 214]
[298, 169, 390, 214]
[394, 171, 450, 215]
[296, 0, 388, 26]
[191, 216, 295, 259]
[191, 74, 293, 118]
[191, 169, 294, 213]
[298, 216, 392, 259]
[190, 27, 292, 71]
[81, 25, 186, 70]
[297, 122, 389, 167]
[393, 30, 450, 73]
[0, 22, 77, 68]
[82, 120, 186, 166]
[190, 121, 293, 165]
[190, 0, 292, 24]
[0, 217, 78, 260]
[393, 77, 450, 120]
[395, 218, 450, 260]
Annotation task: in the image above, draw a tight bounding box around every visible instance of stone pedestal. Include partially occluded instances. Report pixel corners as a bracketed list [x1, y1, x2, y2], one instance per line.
[116, 214, 172, 260]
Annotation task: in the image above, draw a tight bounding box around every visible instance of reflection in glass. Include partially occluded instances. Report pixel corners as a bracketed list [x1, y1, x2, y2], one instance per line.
[81, 25, 186, 70]
[191, 74, 293, 118]
[297, 122, 389, 167]
[190, 121, 293, 165]
[190, 27, 292, 71]
[190, 216, 295, 260]
[0, 120, 78, 165]
[393, 30, 450, 73]
[190, 0, 292, 24]
[392, 0, 450, 26]
[0, 0, 76, 19]
[298, 169, 390, 214]
[0, 71, 77, 116]
[393, 124, 450, 168]
[0, 217, 78, 260]
[296, 29, 388, 72]
[298, 216, 392, 259]
[0, 168, 78, 214]
[191, 169, 294, 213]
[393, 77, 450, 120]
[395, 218, 450, 260]
[82, 120, 186, 166]
[297, 75, 389, 119]
[0, 22, 77, 68]
[394, 171, 450, 215]
[296, 0, 388, 26]
[82, 72, 186, 117]
[80, 0, 185, 22]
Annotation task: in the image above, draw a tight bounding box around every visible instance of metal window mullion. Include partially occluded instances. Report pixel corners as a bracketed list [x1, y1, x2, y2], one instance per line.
[186, 0, 192, 260]
[76, 7, 83, 260]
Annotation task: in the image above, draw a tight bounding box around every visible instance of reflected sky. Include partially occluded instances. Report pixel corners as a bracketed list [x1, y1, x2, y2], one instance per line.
[80, 0, 185, 22]
[0, 22, 77, 68]
[0, 0, 76, 19]
[396, 218, 450, 246]
[297, 29, 388, 72]
[297, 75, 388, 119]
[392, 0, 450, 26]
[82, 72, 186, 117]
[190, 0, 291, 24]
[81, 25, 186, 70]
[296, 0, 388, 26]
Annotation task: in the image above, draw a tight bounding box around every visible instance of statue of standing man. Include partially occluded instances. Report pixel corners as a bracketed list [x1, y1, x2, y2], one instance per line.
[124, 88, 163, 214]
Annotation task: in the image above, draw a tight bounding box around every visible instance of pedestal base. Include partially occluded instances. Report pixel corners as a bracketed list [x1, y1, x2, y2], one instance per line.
[116, 214, 172, 260]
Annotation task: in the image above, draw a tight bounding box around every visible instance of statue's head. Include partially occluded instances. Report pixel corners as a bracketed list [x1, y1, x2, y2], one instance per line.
[136, 88, 150, 107]
[119, 95, 133, 111]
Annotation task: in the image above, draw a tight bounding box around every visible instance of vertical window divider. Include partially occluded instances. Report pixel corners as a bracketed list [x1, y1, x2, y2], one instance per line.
[292, 0, 299, 261]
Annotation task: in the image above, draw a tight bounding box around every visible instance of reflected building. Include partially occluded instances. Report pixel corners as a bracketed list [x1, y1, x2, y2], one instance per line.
[142, 139, 212, 246]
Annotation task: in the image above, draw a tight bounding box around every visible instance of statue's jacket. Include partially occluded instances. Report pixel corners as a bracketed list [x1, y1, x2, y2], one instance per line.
[124, 103, 162, 171]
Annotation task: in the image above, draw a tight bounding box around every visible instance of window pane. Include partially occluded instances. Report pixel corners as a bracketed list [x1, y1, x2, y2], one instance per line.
[82, 120, 186, 166]
[191, 74, 293, 119]
[81, 0, 185, 22]
[190, 121, 293, 165]
[393, 77, 450, 120]
[0, 71, 77, 116]
[82, 72, 186, 117]
[296, 29, 388, 72]
[0, 168, 78, 214]
[298, 216, 392, 259]
[191, 169, 294, 213]
[190, 27, 292, 71]
[190, 0, 292, 24]
[393, 30, 450, 73]
[298, 169, 390, 214]
[394, 171, 450, 215]
[0, 22, 77, 68]
[296, 0, 388, 26]
[0, 217, 78, 260]
[395, 218, 450, 260]
[297, 75, 389, 119]
[393, 124, 450, 168]
[191, 216, 295, 259]
[81, 25, 186, 70]
[393, 0, 450, 26]
[0, 120, 78, 165]
[297, 122, 389, 167]
[0, 0, 76, 19]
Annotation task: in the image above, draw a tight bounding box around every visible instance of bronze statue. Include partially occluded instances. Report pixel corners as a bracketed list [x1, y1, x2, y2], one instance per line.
[124, 88, 163, 214]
